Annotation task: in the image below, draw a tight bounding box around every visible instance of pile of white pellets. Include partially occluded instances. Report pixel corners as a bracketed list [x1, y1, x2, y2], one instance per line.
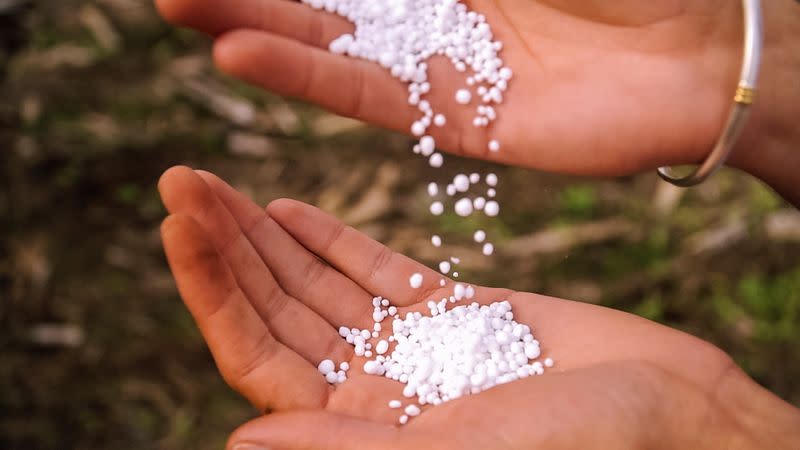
[302, 0, 554, 425]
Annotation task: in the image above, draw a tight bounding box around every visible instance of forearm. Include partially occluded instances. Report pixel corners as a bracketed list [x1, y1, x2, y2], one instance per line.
[730, 0, 800, 208]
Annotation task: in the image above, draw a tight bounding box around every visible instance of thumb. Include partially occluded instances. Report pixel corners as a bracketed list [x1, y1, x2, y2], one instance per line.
[227, 411, 437, 450]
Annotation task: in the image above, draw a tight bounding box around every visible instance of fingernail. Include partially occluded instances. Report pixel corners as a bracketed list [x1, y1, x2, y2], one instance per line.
[232, 442, 270, 450]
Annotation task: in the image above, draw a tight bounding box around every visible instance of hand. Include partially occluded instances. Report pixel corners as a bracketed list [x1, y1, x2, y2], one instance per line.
[155, 0, 798, 177]
[158, 167, 799, 449]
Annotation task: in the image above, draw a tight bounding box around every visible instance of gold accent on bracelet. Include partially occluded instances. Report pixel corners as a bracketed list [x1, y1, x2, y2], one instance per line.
[734, 84, 756, 105]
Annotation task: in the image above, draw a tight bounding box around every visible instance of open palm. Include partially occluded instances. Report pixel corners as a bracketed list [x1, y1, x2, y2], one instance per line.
[157, 166, 782, 449]
[156, 0, 743, 175]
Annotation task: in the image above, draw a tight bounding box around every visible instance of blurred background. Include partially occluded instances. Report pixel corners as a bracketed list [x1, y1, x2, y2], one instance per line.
[1, 0, 799, 448]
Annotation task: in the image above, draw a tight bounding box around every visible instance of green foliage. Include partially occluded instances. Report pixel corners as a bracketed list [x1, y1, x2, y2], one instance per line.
[598, 234, 670, 280]
[632, 294, 665, 322]
[738, 269, 800, 342]
[749, 180, 784, 214]
[559, 185, 596, 220]
[115, 183, 141, 205]
[710, 268, 800, 343]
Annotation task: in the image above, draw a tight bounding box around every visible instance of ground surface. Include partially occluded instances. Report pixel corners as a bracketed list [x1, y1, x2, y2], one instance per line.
[1, 1, 799, 449]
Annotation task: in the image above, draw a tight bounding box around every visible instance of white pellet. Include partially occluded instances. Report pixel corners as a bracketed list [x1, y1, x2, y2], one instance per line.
[439, 261, 451, 274]
[544, 358, 554, 368]
[484, 201, 499, 217]
[318, 359, 335, 375]
[487, 188, 496, 198]
[488, 140, 500, 152]
[411, 121, 426, 136]
[454, 198, 474, 217]
[453, 174, 470, 192]
[433, 114, 446, 127]
[525, 342, 542, 364]
[409, 273, 423, 289]
[404, 404, 421, 417]
[469, 173, 480, 184]
[376, 340, 389, 355]
[363, 360, 383, 375]
[482, 243, 494, 256]
[340, 362, 350, 371]
[429, 153, 443, 168]
[419, 136, 436, 156]
[474, 230, 486, 243]
[430, 201, 444, 216]
[399, 415, 409, 425]
[473, 197, 486, 210]
[486, 173, 498, 186]
[453, 283, 465, 300]
[389, 400, 402, 409]
[431, 235, 442, 247]
[373, 310, 384, 323]
[465, 285, 475, 299]
[325, 371, 338, 384]
[427, 182, 438, 197]
[455, 89, 472, 104]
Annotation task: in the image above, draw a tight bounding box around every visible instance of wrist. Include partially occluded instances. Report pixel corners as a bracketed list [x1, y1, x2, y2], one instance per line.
[728, 0, 800, 206]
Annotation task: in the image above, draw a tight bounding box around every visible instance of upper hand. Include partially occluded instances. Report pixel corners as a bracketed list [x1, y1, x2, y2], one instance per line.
[154, 0, 747, 176]
[157, 167, 799, 449]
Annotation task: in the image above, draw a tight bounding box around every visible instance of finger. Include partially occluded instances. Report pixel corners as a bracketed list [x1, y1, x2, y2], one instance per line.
[155, 0, 353, 45]
[214, 30, 415, 133]
[161, 214, 328, 411]
[195, 170, 375, 330]
[159, 166, 353, 364]
[266, 198, 444, 306]
[213, 29, 483, 155]
[227, 411, 439, 450]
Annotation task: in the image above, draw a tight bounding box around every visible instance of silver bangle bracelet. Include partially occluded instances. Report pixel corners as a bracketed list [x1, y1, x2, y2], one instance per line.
[657, 0, 764, 187]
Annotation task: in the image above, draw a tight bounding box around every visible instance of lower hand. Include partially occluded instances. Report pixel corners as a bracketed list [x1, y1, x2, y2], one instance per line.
[158, 166, 799, 449]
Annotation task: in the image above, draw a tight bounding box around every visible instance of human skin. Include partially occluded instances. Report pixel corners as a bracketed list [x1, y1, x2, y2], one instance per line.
[158, 167, 800, 450]
[154, 0, 800, 205]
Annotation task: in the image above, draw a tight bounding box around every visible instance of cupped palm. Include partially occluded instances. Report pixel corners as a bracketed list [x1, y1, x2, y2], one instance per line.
[159, 167, 747, 448]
